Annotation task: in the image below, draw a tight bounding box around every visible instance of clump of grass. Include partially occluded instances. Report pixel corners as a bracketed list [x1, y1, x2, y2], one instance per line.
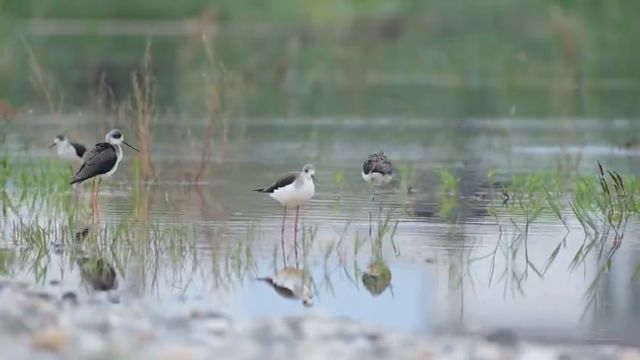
[596, 161, 630, 244]
[397, 163, 411, 205]
[437, 169, 460, 220]
[131, 39, 156, 181]
[192, 36, 218, 182]
[10, 218, 52, 283]
[437, 169, 459, 196]
[333, 171, 344, 189]
[94, 73, 119, 136]
[21, 37, 61, 115]
[191, 35, 233, 182]
[301, 224, 319, 258]
[0, 248, 16, 275]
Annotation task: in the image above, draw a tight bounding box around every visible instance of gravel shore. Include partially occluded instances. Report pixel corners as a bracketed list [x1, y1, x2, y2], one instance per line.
[0, 276, 638, 360]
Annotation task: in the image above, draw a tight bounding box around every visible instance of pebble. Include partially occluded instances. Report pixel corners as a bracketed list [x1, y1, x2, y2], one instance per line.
[485, 328, 518, 347]
[30, 329, 72, 352]
[61, 291, 78, 307]
[149, 344, 212, 360]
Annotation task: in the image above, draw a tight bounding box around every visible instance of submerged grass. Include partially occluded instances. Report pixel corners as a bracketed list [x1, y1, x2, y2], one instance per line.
[482, 162, 640, 311]
[0, 211, 262, 293]
[3, 146, 640, 307]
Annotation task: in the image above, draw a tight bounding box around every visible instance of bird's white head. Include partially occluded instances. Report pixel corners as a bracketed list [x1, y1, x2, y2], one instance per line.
[106, 129, 124, 145]
[301, 164, 317, 183]
[105, 129, 139, 152]
[50, 134, 68, 148]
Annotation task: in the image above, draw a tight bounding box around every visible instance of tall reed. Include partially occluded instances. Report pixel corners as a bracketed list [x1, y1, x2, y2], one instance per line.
[131, 39, 155, 181]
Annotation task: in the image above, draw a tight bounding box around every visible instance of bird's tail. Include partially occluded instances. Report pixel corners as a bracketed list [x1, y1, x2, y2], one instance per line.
[69, 165, 85, 185]
[69, 176, 84, 185]
[253, 188, 265, 192]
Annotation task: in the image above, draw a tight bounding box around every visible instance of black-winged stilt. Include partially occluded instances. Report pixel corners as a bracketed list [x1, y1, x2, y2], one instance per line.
[50, 134, 87, 163]
[254, 164, 317, 259]
[258, 267, 313, 307]
[70, 129, 139, 209]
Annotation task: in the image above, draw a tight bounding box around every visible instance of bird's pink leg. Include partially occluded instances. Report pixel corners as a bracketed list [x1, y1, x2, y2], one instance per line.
[294, 205, 299, 267]
[281, 205, 287, 267]
[90, 179, 97, 223]
[95, 177, 102, 218]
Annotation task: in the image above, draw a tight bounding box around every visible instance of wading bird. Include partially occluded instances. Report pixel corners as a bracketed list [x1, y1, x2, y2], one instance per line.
[50, 134, 87, 164]
[70, 129, 139, 207]
[362, 151, 392, 187]
[362, 151, 392, 236]
[254, 164, 317, 259]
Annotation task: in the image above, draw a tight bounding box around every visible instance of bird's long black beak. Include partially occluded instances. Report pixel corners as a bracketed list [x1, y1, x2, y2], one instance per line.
[123, 141, 140, 152]
[49, 143, 56, 149]
[312, 174, 319, 185]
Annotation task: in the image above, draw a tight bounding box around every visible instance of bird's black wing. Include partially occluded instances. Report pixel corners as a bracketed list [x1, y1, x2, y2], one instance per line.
[70, 143, 117, 184]
[363, 158, 373, 175]
[254, 172, 298, 193]
[71, 141, 87, 158]
[257, 277, 296, 299]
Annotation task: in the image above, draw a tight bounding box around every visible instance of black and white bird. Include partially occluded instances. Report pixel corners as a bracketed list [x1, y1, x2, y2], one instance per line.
[362, 151, 392, 186]
[255, 164, 317, 206]
[50, 134, 87, 163]
[70, 129, 138, 192]
[258, 267, 314, 307]
[254, 164, 317, 255]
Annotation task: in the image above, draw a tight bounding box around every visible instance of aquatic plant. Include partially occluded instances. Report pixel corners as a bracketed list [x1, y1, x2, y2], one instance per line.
[192, 36, 237, 181]
[131, 39, 156, 181]
[22, 38, 61, 115]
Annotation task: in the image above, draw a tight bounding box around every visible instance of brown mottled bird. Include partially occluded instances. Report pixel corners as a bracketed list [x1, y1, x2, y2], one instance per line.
[77, 257, 118, 291]
[362, 151, 392, 186]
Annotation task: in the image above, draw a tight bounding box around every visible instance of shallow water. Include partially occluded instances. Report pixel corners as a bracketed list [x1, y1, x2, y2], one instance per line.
[3, 116, 640, 346]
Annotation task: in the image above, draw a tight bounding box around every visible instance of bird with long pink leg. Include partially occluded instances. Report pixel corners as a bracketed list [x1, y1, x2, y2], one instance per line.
[254, 164, 318, 264]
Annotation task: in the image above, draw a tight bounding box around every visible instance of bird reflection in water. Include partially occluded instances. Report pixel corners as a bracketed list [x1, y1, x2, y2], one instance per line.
[74, 226, 90, 243]
[362, 231, 393, 296]
[70, 225, 119, 302]
[362, 259, 392, 296]
[362, 152, 393, 238]
[77, 257, 118, 292]
[258, 267, 314, 307]
[258, 238, 314, 307]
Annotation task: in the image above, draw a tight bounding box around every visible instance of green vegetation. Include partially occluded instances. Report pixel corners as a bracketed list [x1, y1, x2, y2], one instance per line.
[3, 0, 417, 21]
[1, 1, 640, 118]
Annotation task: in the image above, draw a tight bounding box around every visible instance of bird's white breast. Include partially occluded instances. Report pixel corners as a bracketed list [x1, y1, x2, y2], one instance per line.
[58, 143, 81, 163]
[270, 178, 315, 206]
[362, 171, 392, 186]
[103, 145, 123, 178]
[270, 267, 313, 305]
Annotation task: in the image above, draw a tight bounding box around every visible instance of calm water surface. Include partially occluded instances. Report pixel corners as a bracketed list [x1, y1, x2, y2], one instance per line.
[4, 116, 640, 345]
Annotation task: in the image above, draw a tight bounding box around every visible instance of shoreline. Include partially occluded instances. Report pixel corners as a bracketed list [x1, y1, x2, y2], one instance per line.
[1, 276, 639, 360]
